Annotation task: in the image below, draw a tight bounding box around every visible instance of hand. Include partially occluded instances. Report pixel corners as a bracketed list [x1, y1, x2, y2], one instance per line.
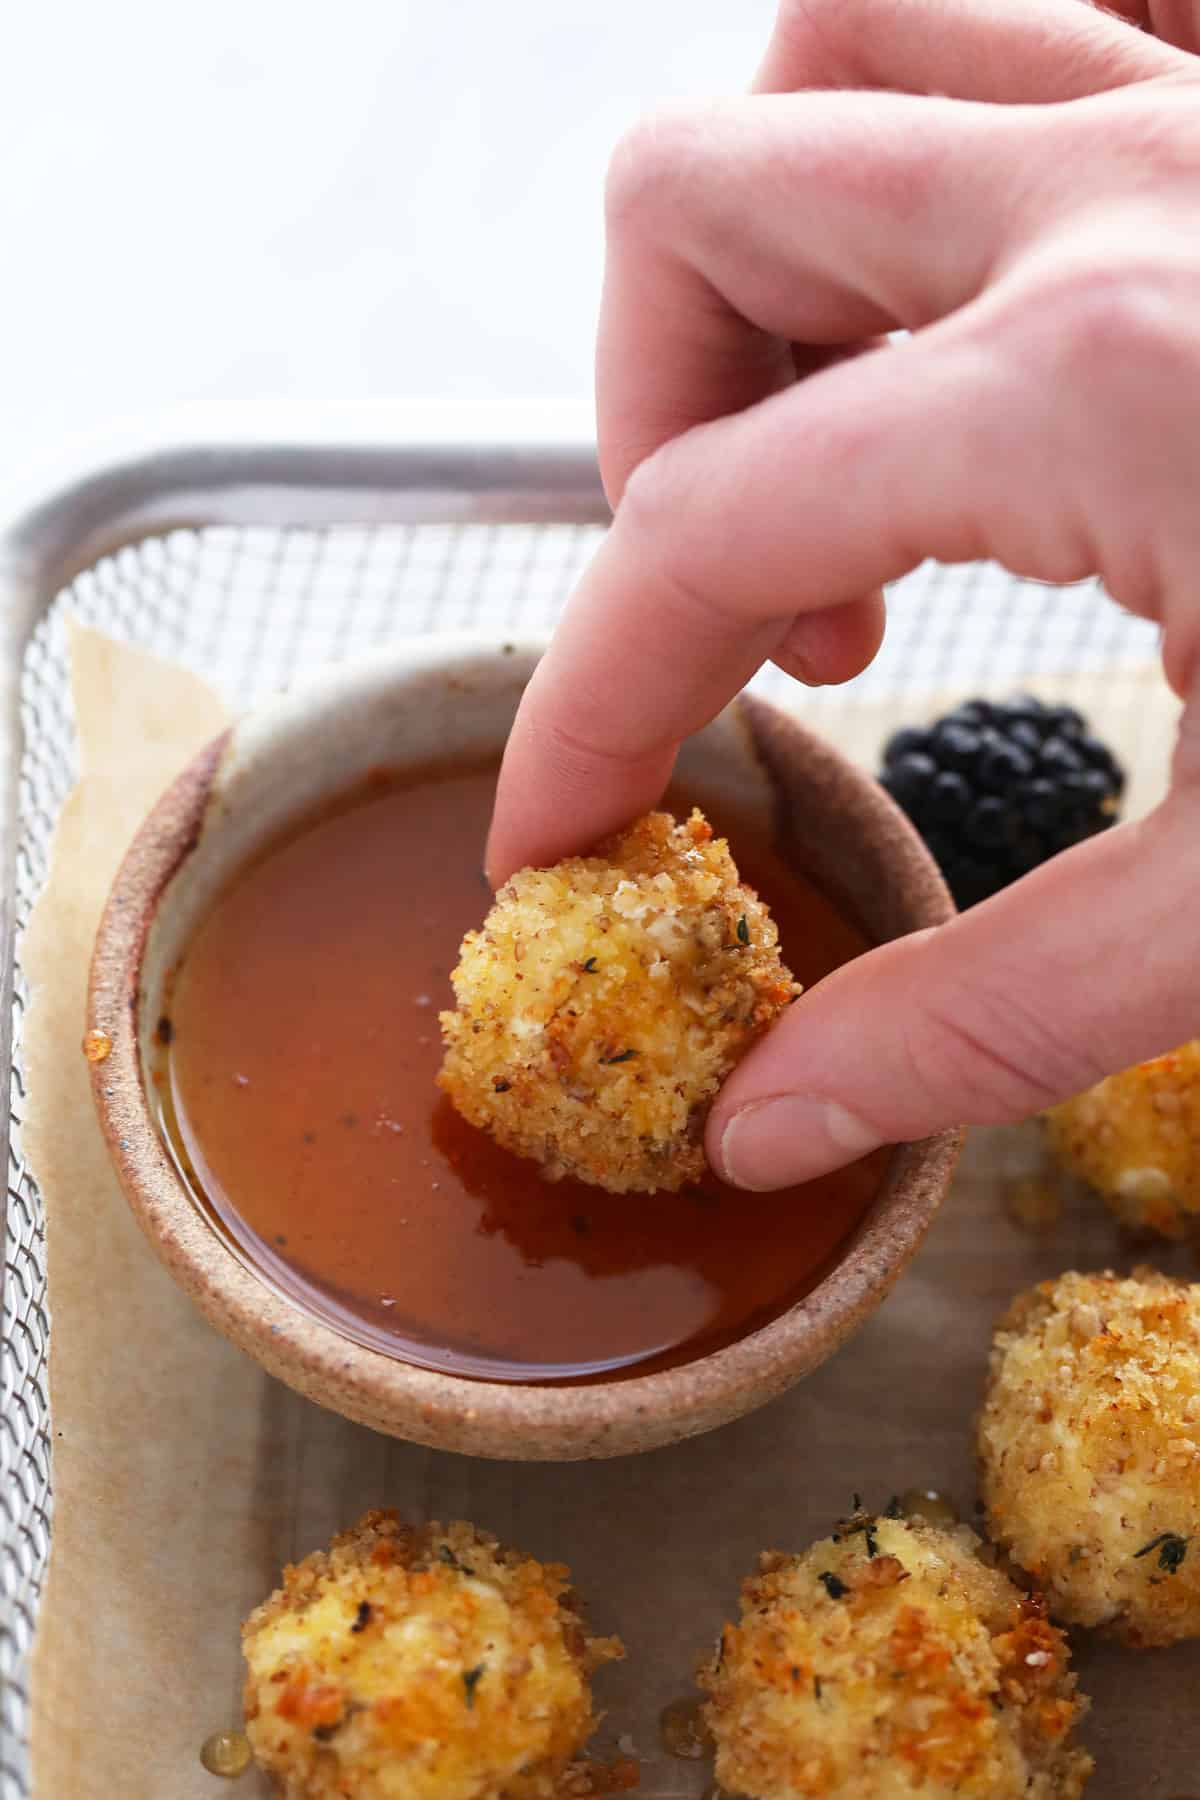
[487, 0, 1200, 1191]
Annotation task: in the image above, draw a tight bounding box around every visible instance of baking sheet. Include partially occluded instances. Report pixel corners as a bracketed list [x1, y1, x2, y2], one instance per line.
[23, 624, 1200, 1798]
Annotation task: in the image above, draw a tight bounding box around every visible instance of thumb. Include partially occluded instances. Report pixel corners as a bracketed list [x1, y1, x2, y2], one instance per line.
[707, 792, 1200, 1189]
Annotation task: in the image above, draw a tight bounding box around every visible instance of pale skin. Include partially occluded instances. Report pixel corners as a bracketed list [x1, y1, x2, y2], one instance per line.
[487, 0, 1200, 1192]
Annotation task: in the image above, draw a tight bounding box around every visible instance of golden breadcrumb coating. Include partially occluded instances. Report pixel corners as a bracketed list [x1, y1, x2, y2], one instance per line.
[699, 1513, 1091, 1800]
[979, 1268, 1200, 1648]
[242, 1511, 622, 1800]
[438, 809, 798, 1194]
[1045, 1043, 1200, 1237]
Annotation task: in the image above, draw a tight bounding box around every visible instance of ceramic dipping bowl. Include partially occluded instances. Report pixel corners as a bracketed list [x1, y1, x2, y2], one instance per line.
[87, 636, 959, 1460]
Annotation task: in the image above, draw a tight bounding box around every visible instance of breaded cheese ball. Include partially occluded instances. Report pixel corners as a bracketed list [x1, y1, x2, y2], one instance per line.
[979, 1268, 1200, 1648]
[699, 1512, 1091, 1800]
[242, 1511, 622, 1800]
[438, 809, 798, 1193]
[1045, 1043, 1200, 1237]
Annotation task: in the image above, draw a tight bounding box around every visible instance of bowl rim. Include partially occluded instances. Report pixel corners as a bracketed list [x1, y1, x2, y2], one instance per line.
[87, 631, 961, 1459]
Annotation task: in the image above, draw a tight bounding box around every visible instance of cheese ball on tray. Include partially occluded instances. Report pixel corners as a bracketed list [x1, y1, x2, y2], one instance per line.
[242, 1510, 622, 1800]
[979, 1268, 1200, 1647]
[699, 1510, 1092, 1799]
[1045, 1042, 1200, 1237]
[439, 808, 799, 1193]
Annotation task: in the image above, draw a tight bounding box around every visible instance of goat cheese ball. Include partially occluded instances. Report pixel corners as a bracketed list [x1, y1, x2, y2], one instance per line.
[242, 1511, 622, 1800]
[1044, 1042, 1200, 1237]
[979, 1268, 1200, 1648]
[438, 808, 799, 1193]
[699, 1512, 1092, 1800]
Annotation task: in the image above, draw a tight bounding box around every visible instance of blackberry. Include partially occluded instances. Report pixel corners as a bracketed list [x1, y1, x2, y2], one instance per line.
[879, 695, 1125, 909]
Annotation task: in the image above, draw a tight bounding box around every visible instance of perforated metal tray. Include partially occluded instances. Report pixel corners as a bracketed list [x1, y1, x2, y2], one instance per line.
[0, 422, 1165, 1798]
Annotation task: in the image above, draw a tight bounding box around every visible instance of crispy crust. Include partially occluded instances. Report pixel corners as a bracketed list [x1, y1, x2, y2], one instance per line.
[438, 810, 798, 1193]
[699, 1515, 1091, 1799]
[242, 1510, 622, 1799]
[1045, 1043, 1200, 1237]
[979, 1268, 1200, 1647]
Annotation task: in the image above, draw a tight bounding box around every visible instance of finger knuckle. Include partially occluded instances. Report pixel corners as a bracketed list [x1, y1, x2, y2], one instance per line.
[620, 443, 744, 629]
[1052, 263, 1194, 382]
[604, 104, 714, 240]
[770, 0, 905, 87]
[620, 436, 700, 541]
[902, 986, 1098, 1126]
[1108, 82, 1200, 183]
[770, 0, 854, 80]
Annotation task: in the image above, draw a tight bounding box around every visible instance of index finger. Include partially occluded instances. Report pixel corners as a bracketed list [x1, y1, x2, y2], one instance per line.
[489, 91, 1029, 883]
[485, 526, 793, 884]
[487, 89, 1200, 883]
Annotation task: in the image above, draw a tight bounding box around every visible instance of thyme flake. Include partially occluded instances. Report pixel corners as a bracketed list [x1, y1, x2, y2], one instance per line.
[836, 1499, 879, 1558]
[1134, 1531, 1189, 1574]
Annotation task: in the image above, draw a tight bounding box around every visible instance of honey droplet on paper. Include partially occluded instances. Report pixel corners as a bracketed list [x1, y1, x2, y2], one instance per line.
[659, 1696, 712, 1759]
[1006, 1175, 1063, 1233]
[199, 1729, 252, 1777]
[899, 1488, 960, 1527]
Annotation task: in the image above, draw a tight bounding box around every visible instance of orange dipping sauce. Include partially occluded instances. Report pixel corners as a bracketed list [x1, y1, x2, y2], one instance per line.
[159, 761, 886, 1383]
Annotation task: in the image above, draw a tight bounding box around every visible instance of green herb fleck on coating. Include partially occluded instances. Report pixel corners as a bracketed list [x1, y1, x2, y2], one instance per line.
[837, 1502, 879, 1557]
[1135, 1531, 1189, 1574]
[463, 1663, 486, 1707]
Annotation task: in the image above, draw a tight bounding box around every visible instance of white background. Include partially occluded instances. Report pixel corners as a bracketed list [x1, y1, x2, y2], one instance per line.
[2, 0, 775, 505]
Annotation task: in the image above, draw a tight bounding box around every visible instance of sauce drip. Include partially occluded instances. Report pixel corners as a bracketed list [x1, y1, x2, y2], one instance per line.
[898, 1489, 961, 1527]
[161, 762, 887, 1383]
[199, 1729, 252, 1777]
[659, 1697, 712, 1760]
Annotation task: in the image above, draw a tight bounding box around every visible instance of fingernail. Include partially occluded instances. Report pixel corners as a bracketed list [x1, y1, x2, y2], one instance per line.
[715, 1095, 884, 1191]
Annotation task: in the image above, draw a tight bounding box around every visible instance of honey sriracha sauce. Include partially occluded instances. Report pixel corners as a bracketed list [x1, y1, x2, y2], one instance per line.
[159, 761, 886, 1383]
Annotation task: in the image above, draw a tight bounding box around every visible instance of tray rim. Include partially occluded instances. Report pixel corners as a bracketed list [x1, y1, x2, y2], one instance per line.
[1, 438, 609, 593]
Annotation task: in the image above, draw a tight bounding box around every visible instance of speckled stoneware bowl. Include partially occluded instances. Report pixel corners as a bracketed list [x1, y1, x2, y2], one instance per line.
[87, 636, 959, 1461]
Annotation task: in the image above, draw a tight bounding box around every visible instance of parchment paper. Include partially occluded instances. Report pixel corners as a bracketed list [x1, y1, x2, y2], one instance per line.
[24, 629, 1200, 1798]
